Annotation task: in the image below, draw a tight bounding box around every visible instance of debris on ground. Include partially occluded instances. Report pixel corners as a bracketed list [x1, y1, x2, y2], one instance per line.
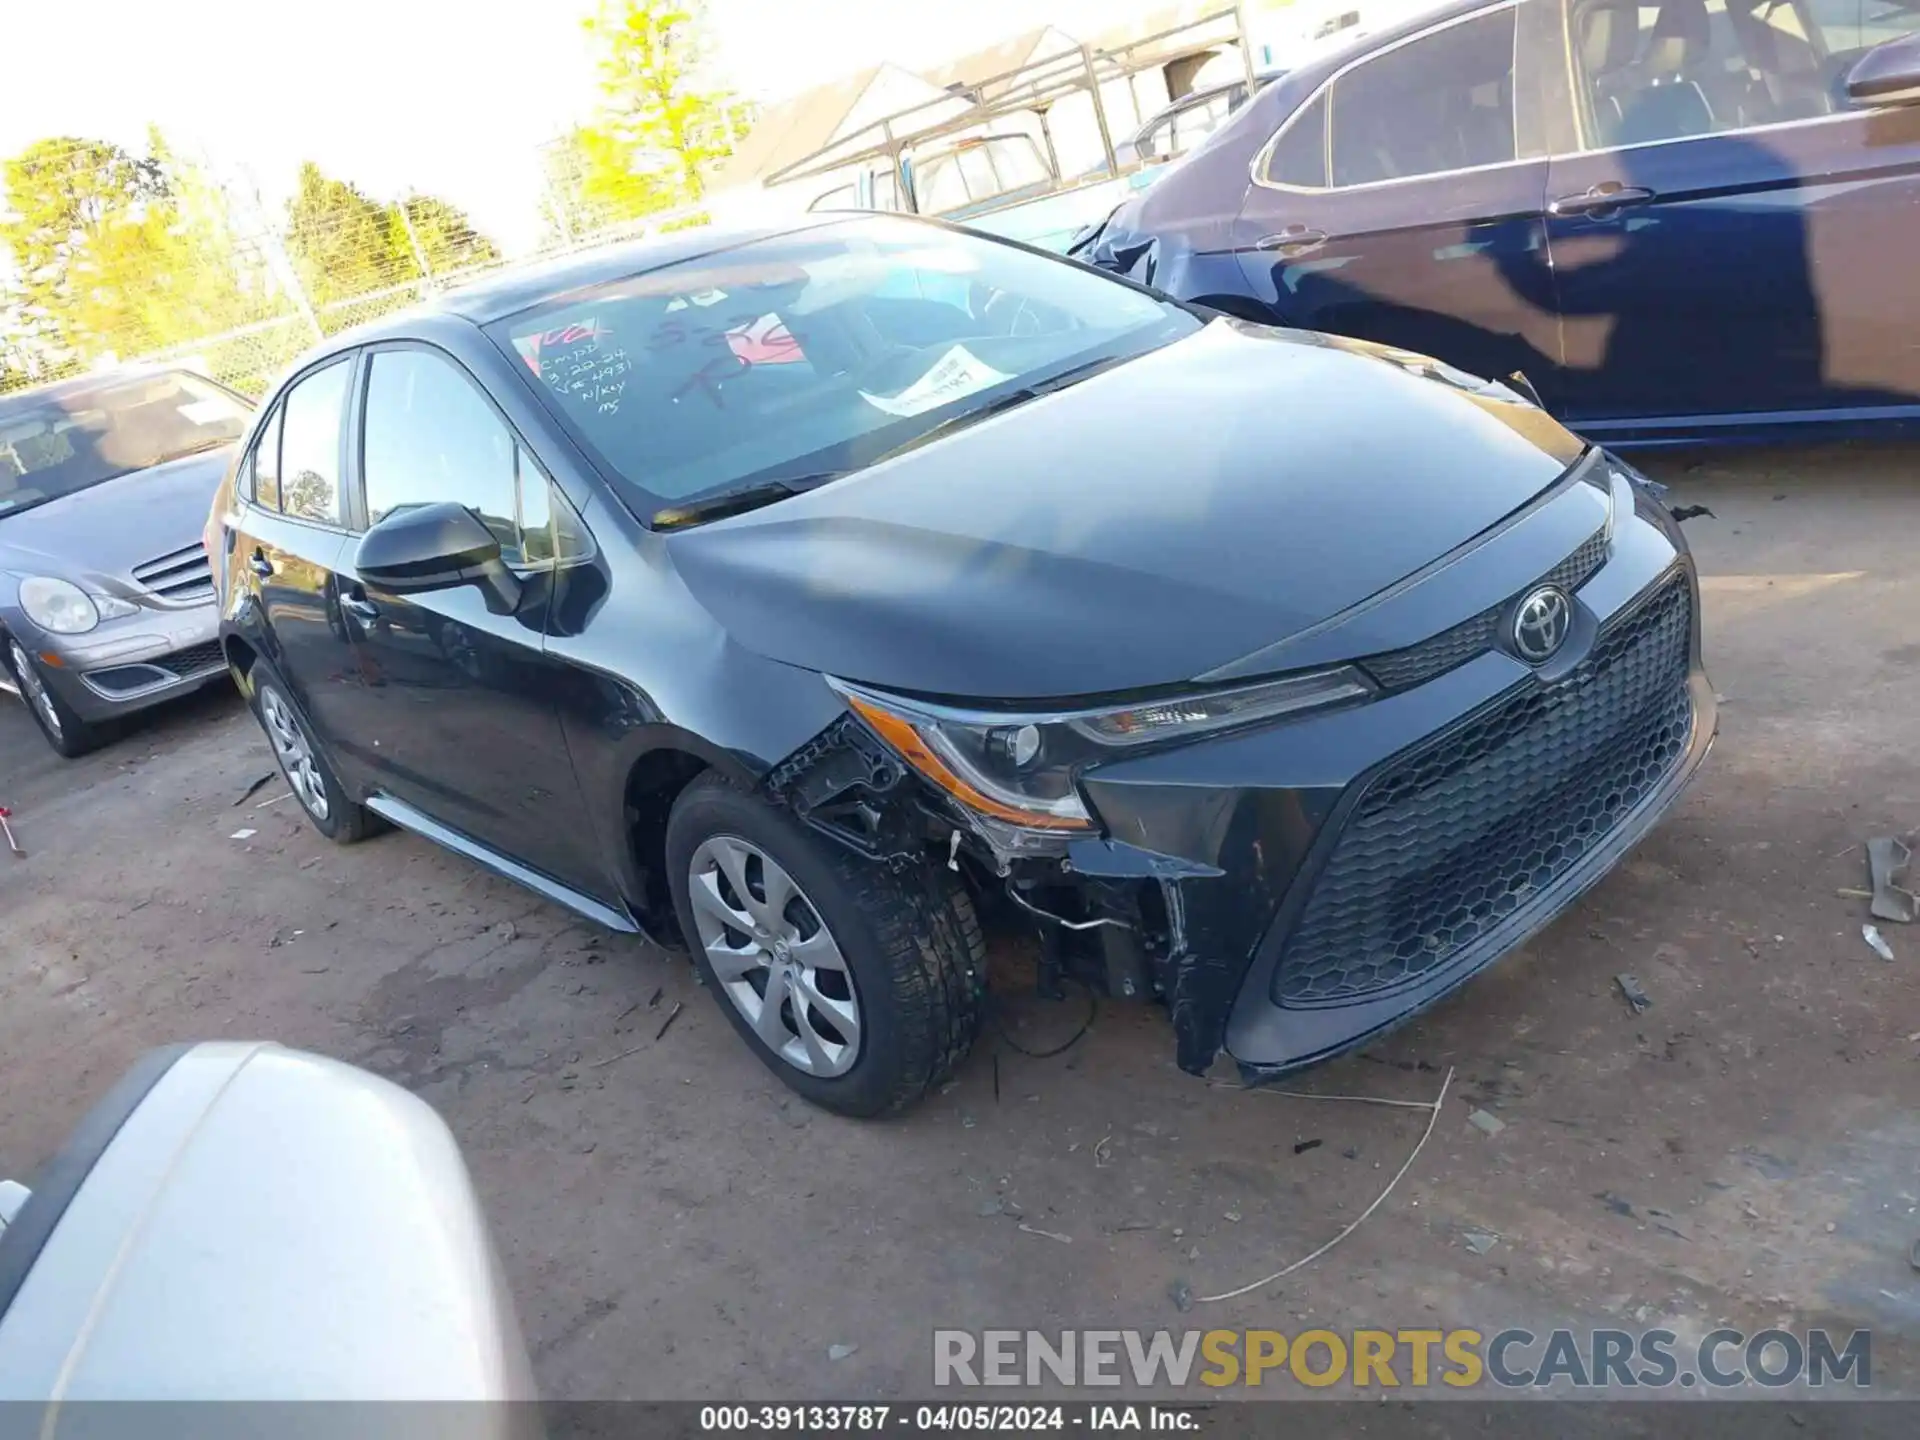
[1616, 973, 1652, 1015]
[1018, 1222, 1072, 1244]
[1866, 836, 1916, 923]
[653, 1000, 684, 1040]
[0, 806, 23, 859]
[1462, 1229, 1498, 1255]
[229, 828, 257, 841]
[1596, 1191, 1635, 1217]
[1293, 1138, 1323, 1155]
[1093, 1131, 1114, 1167]
[1113, 1218, 1157, 1232]
[977, 1198, 1005, 1218]
[646, 986, 664, 1009]
[1195, 1066, 1455, 1305]
[1646, 1207, 1693, 1241]
[828, 1344, 858, 1361]
[1863, 924, 1896, 962]
[587, 1042, 646, 1070]
[1910, 1238, 1920, 1272]
[1224, 1208, 1242, 1223]
[233, 773, 276, 805]
[1467, 1109, 1506, 1137]
[1169, 1279, 1193, 1313]
[1342, 1146, 1360, 1160]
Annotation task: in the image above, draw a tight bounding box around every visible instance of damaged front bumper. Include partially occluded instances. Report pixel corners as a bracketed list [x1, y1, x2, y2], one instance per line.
[772, 459, 1717, 1082]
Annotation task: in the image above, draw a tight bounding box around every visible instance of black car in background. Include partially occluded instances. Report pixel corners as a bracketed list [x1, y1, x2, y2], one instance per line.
[211, 214, 1713, 1117]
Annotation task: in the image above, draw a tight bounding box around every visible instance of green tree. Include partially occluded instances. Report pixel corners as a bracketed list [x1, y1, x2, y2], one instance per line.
[580, 0, 744, 218]
[1, 133, 273, 370]
[282, 161, 417, 307]
[400, 194, 501, 276]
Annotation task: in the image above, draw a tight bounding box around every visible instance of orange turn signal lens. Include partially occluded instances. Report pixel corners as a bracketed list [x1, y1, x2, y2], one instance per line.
[844, 693, 1091, 831]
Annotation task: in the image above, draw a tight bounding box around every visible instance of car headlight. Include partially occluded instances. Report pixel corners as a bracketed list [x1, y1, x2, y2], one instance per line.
[833, 667, 1374, 832]
[17, 576, 138, 635]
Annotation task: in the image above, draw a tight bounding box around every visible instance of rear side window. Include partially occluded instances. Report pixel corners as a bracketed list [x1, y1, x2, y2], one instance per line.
[1263, 91, 1330, 187]
[360, 348, 556, 567]
[1327, 8, 1517, 187]
[276, 361, 351, 524]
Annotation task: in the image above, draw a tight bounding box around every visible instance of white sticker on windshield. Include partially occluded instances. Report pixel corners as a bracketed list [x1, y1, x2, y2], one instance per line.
[859, 346, 1012, 418]
[178, 399, 233, 425]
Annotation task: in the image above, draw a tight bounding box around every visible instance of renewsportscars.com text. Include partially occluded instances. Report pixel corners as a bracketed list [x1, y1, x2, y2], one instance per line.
[933, 1327, 1871, 1391]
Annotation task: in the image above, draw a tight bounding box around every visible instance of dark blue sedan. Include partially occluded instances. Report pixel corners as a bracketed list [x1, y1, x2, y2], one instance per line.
[1072, 0, 1920, 448]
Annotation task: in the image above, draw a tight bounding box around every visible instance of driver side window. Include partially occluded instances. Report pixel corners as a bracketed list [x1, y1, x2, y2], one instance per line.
[359, 348, 578, 569]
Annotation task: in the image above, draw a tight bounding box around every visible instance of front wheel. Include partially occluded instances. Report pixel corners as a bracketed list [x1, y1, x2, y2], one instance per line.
[5, 637, 110, 759]
[665, 774, 986, 1118]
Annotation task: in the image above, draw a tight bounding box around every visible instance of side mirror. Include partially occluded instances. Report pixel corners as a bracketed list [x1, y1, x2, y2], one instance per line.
[1847, 33, 1920, 107]
[354, 502, 521, 614]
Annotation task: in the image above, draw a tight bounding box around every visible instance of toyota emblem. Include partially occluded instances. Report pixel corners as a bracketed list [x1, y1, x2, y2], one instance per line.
[1510, 585, 1572, 663]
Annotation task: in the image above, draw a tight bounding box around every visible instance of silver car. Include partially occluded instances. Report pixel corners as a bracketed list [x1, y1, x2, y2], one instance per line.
[0, 369, 251, 757]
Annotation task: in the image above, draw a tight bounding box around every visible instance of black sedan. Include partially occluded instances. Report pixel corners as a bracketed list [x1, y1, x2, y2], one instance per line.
[209, 214, 1714, 1117]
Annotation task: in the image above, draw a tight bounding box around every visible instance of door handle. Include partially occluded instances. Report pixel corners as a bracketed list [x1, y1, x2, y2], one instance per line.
[1548, 183, 1655, 219]
[1256, 225, 1329, 257]
[248, 550, 274, 579]
[340, 595, 381, 624]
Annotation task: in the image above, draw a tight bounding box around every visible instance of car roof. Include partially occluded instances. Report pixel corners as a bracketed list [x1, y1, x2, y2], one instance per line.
[0, 365, 200, 415]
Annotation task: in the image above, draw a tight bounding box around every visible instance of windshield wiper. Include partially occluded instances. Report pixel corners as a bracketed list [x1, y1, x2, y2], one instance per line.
[650, 473, 850, 531]
[867, 353, 1134, 467]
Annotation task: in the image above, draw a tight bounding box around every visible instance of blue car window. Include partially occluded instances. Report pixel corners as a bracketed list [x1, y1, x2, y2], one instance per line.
[1263, 90, 1331, 187]
[1327, 7, 1518, 187]
[1574, 0, 1902, 146]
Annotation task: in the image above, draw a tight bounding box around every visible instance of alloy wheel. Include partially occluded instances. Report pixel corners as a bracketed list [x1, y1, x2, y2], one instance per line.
[260, 686, 331, 822]
[9, 641, 63, 742]
[688, 835, 862, 1077]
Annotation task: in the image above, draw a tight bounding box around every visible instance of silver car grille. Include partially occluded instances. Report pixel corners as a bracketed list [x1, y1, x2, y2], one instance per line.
[131, 541, 215, 603]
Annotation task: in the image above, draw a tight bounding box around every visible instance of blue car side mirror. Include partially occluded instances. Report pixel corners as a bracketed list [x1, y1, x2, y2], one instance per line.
[1847, 33, 1920, 107]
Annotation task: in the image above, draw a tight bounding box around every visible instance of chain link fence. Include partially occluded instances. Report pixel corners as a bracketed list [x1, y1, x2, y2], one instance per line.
[1, 133, 716, 400]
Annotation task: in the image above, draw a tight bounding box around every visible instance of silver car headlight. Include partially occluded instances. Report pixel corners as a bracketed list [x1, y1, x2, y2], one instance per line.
[17, 576, 138, 635]
[832, 668, 1374, 832]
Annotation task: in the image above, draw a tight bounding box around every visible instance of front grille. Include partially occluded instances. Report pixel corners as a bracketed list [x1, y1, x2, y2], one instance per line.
[1359, 524, 1611, 693]
[131, 541, 214, 602]
[1542, 527, 1611, 593]
[160, 640, 225, 676]
[1274, 571, 1694, 1006]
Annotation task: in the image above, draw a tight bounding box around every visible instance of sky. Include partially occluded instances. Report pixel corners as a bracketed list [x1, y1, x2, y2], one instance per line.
[1, 0, 1186, 256]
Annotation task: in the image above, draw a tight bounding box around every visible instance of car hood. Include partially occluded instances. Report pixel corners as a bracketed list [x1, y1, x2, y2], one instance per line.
[667, 321, 1586, 701]
[0, 448, 232, 583]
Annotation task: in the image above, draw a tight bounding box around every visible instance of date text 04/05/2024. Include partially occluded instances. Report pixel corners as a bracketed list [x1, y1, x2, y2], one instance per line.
[697, 1404, 1198, 1431]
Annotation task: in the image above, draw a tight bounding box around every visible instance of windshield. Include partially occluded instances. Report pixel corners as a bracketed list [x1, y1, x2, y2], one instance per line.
[487, 216, 1194, 514]
[0, 371, 251, 518]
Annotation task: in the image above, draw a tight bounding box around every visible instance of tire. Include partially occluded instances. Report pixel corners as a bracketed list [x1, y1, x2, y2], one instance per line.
[5, 636, 112, 759]
[666, 773, 986, 1118]
[249, 662, 380, 844]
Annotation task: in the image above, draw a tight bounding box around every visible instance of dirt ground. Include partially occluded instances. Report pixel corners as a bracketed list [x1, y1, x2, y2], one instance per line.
[3, 445, 1918, 1407]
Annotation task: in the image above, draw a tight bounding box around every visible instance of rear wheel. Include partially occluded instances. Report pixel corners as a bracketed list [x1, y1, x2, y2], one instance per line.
[666, 774, 986, 1117]
[250, 664, 379, 844]
[5, 637, 110, 759]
